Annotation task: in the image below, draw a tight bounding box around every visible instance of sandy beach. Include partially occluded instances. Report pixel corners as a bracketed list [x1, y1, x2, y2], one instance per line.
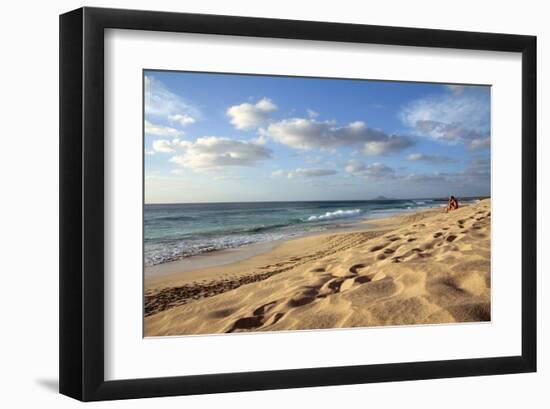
[144, 199, 491, 336]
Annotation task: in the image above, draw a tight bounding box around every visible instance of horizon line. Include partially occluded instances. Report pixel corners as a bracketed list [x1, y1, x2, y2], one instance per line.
[144, 195, 490, 206]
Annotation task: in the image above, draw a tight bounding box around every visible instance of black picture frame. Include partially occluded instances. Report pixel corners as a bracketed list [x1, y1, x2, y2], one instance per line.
[59, 7, 537, 401]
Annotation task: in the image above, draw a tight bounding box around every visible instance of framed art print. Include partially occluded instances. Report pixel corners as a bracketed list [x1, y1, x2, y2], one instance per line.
[60, 7, 536, 401]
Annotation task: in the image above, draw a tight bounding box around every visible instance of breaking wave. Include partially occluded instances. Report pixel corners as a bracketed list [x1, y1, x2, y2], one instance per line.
[305, 209, 361, 222]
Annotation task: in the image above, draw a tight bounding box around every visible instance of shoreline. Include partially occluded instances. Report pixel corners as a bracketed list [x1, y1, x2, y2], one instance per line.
[145, 205, 447, 278]
[145, 200, 491, 335]
[145, 220, 381, 278]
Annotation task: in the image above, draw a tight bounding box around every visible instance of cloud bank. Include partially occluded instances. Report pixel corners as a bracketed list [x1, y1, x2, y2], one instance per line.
[154, 136, 272, 171]
[266, 118, 414, 155]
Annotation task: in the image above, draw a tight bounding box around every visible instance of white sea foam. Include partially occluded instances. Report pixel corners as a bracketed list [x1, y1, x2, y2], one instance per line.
[306, 209, 361, 221]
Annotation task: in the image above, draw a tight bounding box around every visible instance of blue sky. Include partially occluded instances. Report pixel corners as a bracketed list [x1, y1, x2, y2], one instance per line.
[144, 70, 490, 203]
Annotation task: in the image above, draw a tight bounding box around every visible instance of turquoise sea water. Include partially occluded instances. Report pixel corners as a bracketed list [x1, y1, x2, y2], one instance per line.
[144, 198, 479, 266]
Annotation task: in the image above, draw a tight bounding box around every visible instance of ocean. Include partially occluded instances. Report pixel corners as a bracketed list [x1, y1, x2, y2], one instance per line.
[144, 198, 479, 267]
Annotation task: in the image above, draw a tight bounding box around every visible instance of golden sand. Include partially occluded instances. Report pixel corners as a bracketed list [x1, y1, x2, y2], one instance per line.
[144, 199, 491, 336]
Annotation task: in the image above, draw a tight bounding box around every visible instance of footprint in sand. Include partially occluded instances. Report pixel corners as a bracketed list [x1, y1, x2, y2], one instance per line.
[369, 243, 389, 252]
[396, 247, 430, 261]
[354, 275, 371, 284]
[327, 278, 345, 293]
[355, 272, 387, 285]
[266, 312, 285, 326]
[227, 316, 264, 332]
[433, 232, 443, 238]
[317, 276, 355, 298]
[288, 295, 316, 307]
[446, 234, 458, 242]
[349, 263, 367, 274]
[299, 287, 321, 297]
[253, 301, 278, 316]
[407, 238, 417, 242]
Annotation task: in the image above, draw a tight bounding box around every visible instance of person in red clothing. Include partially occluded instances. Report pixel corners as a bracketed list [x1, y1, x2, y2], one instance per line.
[445, 195, 459, 212]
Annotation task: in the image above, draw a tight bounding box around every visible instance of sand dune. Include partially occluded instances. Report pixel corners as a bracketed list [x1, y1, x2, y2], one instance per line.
[144, 199, 491, 336]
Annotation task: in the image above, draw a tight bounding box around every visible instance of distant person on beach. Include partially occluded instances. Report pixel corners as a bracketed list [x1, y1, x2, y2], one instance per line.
[445, 196, 459, 213]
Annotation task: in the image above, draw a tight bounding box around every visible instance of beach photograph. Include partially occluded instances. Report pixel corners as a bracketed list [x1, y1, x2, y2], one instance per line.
[143, 71, 491, 336]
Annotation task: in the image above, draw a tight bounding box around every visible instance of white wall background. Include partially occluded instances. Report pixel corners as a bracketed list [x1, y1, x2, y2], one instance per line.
[0, 0, 546, 407]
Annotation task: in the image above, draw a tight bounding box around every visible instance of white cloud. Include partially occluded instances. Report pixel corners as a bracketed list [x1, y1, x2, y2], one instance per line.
[145, 120, 184, 138]
[345, 160, 395, 180]
[268, 119, 379, 149]
[407, 153, 456, 164]
[414, 120, 488, 144]
[307, 109, 319, 118]
[168, 114, 195, 127]
[266, 118, 413, 155]
[152, 139, 178, 153]
[227, 98, 278, 130]
[168, 136, 272, 171]
[252, 130, 269, 146]
[363, 135, 415, 156]
[272, 168, 337, 179]
[401, 89, 490, 149]
[402, 92, 490, 132]
[145, 75, 200, 120]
